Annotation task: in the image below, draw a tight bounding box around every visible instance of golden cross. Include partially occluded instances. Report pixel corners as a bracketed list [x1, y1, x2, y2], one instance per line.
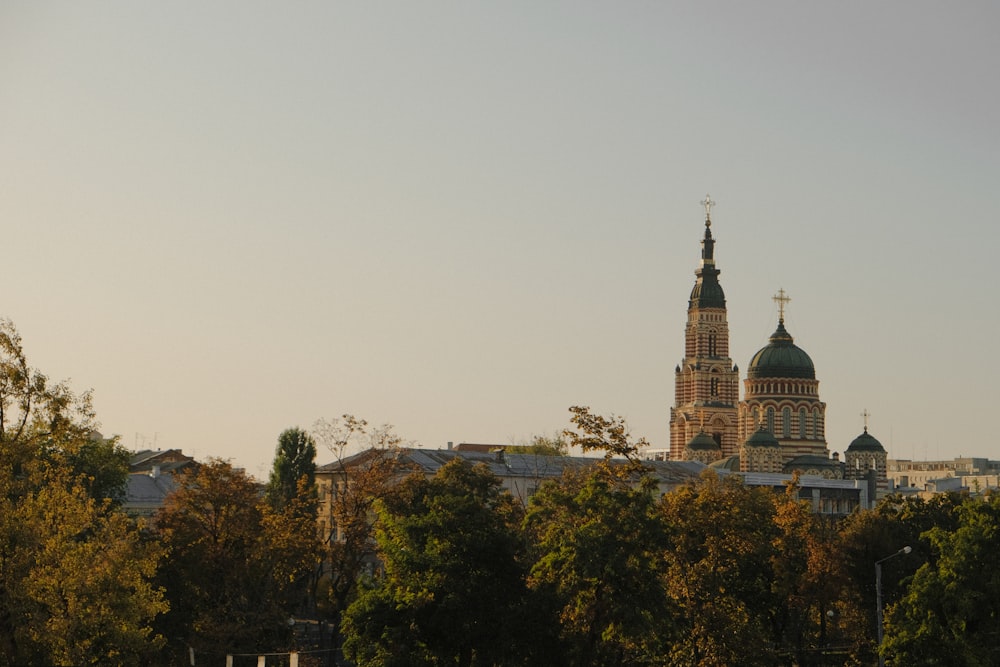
[861, 409, 871, 431]
[773, 288, 791, 321]
[700, 194, 715, 224]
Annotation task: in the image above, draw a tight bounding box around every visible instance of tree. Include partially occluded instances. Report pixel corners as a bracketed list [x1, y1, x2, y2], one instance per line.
[837, 492, 958, 659]
[881, 494, 1000, 665]
[519, 433, 568, 456]
[265, 426, 317, 513]
[341, 458, 528, 667]
[312, 415, 406, 623]
[524, 469, 673, 666]
[660, 470, 781, 666]
[155, 460, 321, 662]
[0, 319, 165, 664]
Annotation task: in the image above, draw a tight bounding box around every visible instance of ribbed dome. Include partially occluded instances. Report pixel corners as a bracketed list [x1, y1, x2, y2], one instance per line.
[744, 427, 780, 448]
[847, 429, 885, 453]
[686, 431, 721, 452]
[708, 455, 741, 471]
[747, 320, 815, 379]
[689, 277, 726, 309]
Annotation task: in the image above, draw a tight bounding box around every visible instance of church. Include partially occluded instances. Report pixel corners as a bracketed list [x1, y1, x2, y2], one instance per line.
[664, 197, 889, 495]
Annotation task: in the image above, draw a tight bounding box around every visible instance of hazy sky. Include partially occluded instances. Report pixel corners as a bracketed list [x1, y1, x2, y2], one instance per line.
[2, 2, 997, 478]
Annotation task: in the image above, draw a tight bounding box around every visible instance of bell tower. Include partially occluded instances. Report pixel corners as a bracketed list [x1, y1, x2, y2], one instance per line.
[668, 196, 740, 460]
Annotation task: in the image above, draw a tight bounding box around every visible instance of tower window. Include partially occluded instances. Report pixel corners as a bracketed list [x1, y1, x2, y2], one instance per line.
[711, 377, 719, 397]
[782, 407, 791, 438]
[799, 408, 807, 439]
[767, 407, 775, 433]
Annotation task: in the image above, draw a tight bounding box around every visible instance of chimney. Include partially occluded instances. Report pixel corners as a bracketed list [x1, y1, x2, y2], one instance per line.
[447, 441, 453, 450]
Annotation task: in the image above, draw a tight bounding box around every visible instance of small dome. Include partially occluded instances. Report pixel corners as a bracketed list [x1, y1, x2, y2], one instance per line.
[709, 455, 741, 471]
[744, 427, 780, 448]
[747, 320, 815, 380]
[847, 429, 885, 453]
[686, 431, 721, 452]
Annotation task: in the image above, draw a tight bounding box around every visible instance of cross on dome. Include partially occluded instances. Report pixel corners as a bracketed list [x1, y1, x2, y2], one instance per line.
[861, 408, 871, 433]
[773, 288, 791, 322]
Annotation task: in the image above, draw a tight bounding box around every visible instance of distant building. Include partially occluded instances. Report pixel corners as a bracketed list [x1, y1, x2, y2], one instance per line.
[888, 457, 1000, 497]
[661, 199, 888, 503]
[123, 449, 198, 518]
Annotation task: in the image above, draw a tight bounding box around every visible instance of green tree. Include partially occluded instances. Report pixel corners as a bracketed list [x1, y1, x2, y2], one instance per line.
[660, 470, 780, 666]
[524, 469, 673, 666]
[265, 426, 317, 512]
[837, 493, 957, 659]
[0, 319, 166, 665]
[155, 460, 321, 662]
[881, 494, 1000, 666]
[341, 458, 528, 667]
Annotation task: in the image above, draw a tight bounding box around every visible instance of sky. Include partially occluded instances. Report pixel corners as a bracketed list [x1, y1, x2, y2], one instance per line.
[2, 2, 997, 479]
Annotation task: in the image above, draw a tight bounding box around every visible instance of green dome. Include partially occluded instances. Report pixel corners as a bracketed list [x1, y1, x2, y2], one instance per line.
[747, 320, 815, 380]
[744, 427, 780, 448]
[708, 455, 741, 471]
[689, 273, 726, 309]
[686, 431, 721, 452]
[846, 429, 885, 453]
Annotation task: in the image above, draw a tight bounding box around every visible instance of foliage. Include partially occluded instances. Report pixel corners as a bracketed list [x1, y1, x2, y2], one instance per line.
[837, 492, 958, 658]
[524, 468, 673, 666]
[155, 459, 321, 661]
[562, 405, 650, 482]
[519, 433, 568, 456]
[312, 415, 406, 620]
[660, 470, 782, 666]
[0, 319, 165, 665]
[265, 426, 317, 513]
[882, 494, 1000, 666]
[341, 458, 528, 667]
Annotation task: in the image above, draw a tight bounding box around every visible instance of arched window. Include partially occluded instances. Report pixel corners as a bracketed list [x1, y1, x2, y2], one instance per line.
[812, 408, 820, 439]
[766, 407, 775, 433]
[711, 377, 719, 397]
[799, 408, 807, 439]
[782, 407, 791, 438]
[708, 333, 717, 357]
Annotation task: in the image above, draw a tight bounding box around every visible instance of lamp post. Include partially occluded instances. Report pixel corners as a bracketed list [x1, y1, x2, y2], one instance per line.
[875, 545, 911, 667]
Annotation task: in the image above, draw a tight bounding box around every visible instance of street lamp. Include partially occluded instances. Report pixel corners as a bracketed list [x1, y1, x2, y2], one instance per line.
[875, 545, 911, 667]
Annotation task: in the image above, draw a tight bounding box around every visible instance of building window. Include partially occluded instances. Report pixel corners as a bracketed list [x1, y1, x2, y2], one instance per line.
[711, 377, 719, 397]
[799, 408, 807, 439]
[767, 407, 775, 433]
[708, 333, 717, 357]
[782, 407, 791, 438]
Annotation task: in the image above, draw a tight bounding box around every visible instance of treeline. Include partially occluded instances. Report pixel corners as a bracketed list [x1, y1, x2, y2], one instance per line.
[1, 319, 998, 666]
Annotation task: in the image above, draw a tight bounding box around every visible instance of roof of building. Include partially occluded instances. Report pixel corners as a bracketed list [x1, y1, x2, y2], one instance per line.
[747, 319, 816, 379]
[318, 447, 706, 487]
[846, 428, 886, 453]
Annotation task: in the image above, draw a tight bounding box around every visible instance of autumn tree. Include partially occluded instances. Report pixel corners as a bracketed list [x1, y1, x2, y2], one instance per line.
[312, 415, 406, 623]
[660, 470, 782, 666]
[155, 459, 321, 662]
[0, 318, 165, 665]
[341, 458, 528, 667]
[265, 426, 317, 513]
